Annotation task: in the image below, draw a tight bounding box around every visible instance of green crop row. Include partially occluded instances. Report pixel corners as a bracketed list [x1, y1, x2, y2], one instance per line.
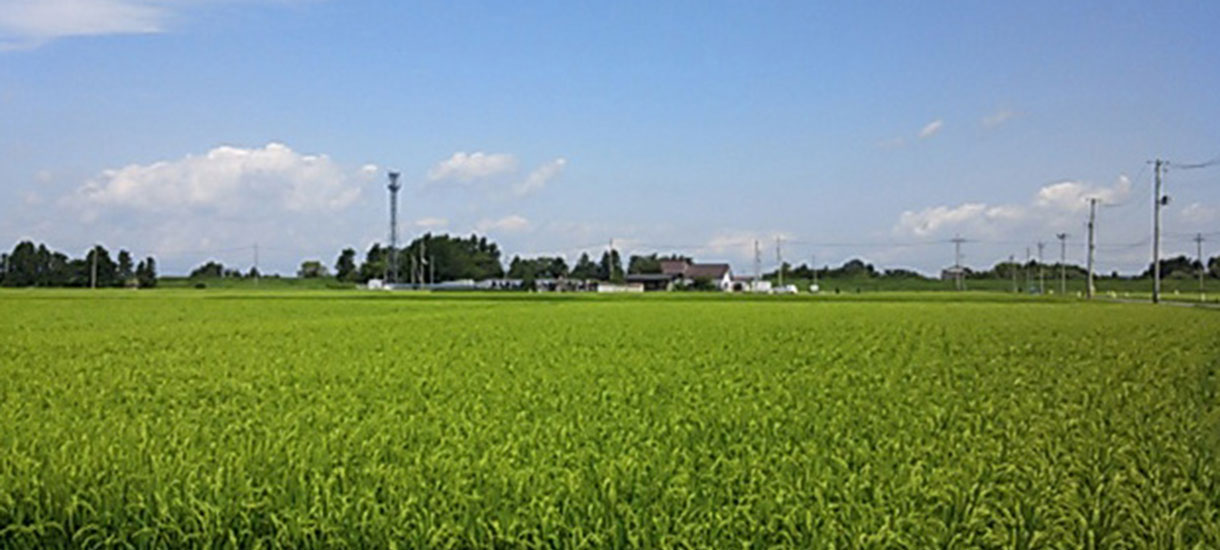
[1, 291, 1217, 548]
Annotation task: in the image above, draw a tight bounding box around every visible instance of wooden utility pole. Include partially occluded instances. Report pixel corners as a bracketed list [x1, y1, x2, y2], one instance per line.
[775, 236, 784, 288]
[1037, 241, 1045, 295]
[1197, 233, 1206, 300]
[1152, 159, 1165, 303]
[1087, 198, 1098, 300]
[1056, 233, 1067, 295]
[951, 235, 966, 291]
[1009, 254, 1017, 293]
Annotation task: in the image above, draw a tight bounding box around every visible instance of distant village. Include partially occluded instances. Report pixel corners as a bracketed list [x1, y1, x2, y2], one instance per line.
[369, 257, 792, 294]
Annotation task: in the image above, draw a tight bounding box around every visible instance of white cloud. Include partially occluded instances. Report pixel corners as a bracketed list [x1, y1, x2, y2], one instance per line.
[894, 175, 1132, 238]
[1034, 176, 1131, 212]
[1179, 202, 1217, 225]
[427, 152, 517, 183]
[476, 214, 530, 233]
[982, 109, 1015, 128]
[918, 119, 944, 139]
[0, 0, 165, 50]
[513, 158, 566, 196]
[414, 217, 448, 228]
[72, 142, 362, 216]
[702, 231, 793, 262]
[895, 203, 989, 237]
[0, 0, 305, 51]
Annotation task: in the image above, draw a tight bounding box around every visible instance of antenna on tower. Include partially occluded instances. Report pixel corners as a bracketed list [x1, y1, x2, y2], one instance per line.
[387, 171, 401, 285]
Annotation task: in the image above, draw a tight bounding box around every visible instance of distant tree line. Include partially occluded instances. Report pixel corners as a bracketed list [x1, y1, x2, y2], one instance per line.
[332, 233, 508, 283]
[759, 255, 1220, 282]
[329, 234, 643, 285]
[1, 241, 156, 288]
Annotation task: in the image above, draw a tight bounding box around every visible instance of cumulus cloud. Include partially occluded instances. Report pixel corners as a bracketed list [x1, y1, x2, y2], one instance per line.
[476, 214, 530, 233]
[513, 158, 566, 196]
[427, 152, 517, 183]
[72, 142, 363, 216]
[1034, 176, 1131, 212]
[982, 109, 1015, 128]
[918, 119, 944, 139]
[894, 175, 1132, 238]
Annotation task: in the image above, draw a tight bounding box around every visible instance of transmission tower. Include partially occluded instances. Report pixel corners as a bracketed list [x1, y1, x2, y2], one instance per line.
[951, 235, 966, 290]
[387, 171, 401, 284]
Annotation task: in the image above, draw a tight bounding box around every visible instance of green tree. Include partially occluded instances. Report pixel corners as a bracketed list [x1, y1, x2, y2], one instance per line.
[570, 253, 598, 280]
[4, 241, 38, 286]
[190, 261, 225, 278]
[599, 249, 624, 282]
[117, 250, 134, 284]
[398, 233, 505, 282]
[298, 260, 328, 278]
[335, 248, 358, 281]
[628, 254, 660, 275]
[84, 245, 119, 287]
[359, 244, 388, 282]
[136, 257, 158, 288]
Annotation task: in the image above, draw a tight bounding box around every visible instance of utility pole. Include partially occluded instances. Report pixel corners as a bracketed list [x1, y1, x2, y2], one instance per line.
[1196, 233, 1206, 300]
[1152, 159, 1165, 304]
[1009, 254, 1017, 293]
[420, 238, 427, 287]
[811, 254, 818, 288]
[1087, 198, 1098, 300]
[1024, 246, 1031, 293]
[1037, 241, 1045, 295]
[753, 240, 761, 289]
[90, 245, 98, 289]
[253, 243, 259, 285]
[1056, 233, 1067, 295]
[776, 236, 784, 288]
[951, 235, 966, 291]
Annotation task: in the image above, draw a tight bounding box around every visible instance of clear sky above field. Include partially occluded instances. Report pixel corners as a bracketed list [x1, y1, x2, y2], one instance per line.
[2, 1, 1218, 275]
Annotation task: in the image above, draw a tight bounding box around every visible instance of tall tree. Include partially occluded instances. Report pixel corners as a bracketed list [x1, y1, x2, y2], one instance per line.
[136, 257, 157, 288]
[570, 252, 598, 280]
[117, 250, 134, 284]
[398, 233, 504, 282]
[334, 248, 357, 281]
[359, 244, 388, 282]
[599, 249, 624, 282]
[298, 260, 328, 278]
[628, 254, 661, 274]
[85, 245, 119, 287]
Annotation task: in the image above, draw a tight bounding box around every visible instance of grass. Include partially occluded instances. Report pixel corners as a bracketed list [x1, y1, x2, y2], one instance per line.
[1, 290, 1217, 548]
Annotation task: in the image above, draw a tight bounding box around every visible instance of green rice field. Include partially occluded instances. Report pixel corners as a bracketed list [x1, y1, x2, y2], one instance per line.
[1, 290, 1218, 548]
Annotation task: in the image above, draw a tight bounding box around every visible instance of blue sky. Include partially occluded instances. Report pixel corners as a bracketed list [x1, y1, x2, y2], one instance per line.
[2, 1, 1218, 275]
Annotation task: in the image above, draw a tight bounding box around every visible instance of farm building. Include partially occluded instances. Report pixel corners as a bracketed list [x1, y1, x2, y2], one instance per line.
[621, 260, 736, 291]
